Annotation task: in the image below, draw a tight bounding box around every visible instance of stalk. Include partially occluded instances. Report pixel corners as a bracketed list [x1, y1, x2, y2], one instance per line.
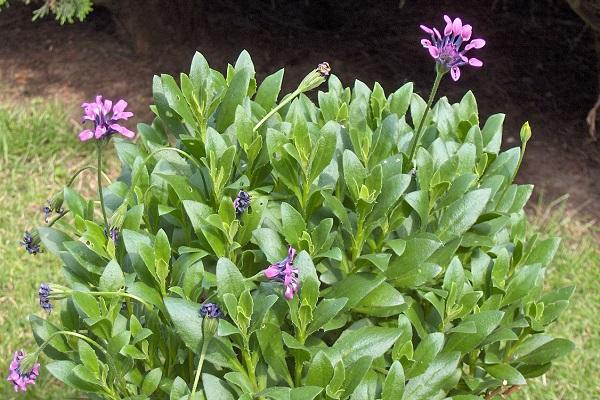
[407, 65, 446, 163]
[96, 142, 109, 229]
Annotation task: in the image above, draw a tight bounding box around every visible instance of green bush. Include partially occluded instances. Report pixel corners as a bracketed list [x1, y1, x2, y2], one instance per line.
[17, 51, 574, 399]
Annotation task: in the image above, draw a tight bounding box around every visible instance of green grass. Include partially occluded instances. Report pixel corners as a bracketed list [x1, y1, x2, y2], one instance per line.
[0, 100, 90, 398]
[0, 100, 598, 399]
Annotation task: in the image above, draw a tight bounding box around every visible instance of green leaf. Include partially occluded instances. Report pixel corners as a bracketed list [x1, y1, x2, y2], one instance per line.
[141, 368, 163, 395]
[389, 82, 413, 117]
[72, 291, 100, 319]
[484, 363, 526, 385]
[307, 298, 348, 335]
[216, 257, 245, 299]
[436, 189, 491, 242]
[326, 273, 385, 310]
[99, 259, 125, 292]
[281, 203, 306, 245]
[401, 352, 461, 400]
[77, 340, 99, 376]
[305, 351, 334, 387]
[63, 186, 88, 219]
[296, 251, 319, 308]
[502, 264, 542, 306]
[217, 66, 253, 131]
[341, 355, 372, 397]
[308, 121, 338, 182]
[481, 113, 505, 154]
[515, 338, 575, 365]
[255, 68, 284, 111]
[253, 228, 287, 263]
[257, 323, 293, 385]
[333, 326, 401, 365]
[382, 361, 405, 400]
[406, 332, 444, 378]
[202, 373, 236, 400]
[164, 297, 203, 353]
[445, 311, 504, 353]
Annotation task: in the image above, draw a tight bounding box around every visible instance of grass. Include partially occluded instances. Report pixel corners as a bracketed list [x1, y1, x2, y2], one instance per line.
[0, 100, 598, 399]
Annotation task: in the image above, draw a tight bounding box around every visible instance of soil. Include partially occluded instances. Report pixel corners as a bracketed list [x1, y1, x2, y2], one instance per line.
[1, 0, 599, 218]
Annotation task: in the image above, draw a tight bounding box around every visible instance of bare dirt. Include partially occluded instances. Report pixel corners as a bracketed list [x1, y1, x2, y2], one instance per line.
[1, 0, 599, 219]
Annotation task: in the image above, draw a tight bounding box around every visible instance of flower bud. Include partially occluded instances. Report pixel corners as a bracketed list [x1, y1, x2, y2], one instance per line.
[200, 303, 222, 340]
[107, 202, 128, 242]
[298, 62, 331, 93]
[21, 230, 42, 255]
[43, 190, 65, 223]
[520, 121, 532, 145]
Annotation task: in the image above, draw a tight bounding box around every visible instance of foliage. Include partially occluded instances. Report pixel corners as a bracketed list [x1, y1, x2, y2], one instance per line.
[21, 51, 574, 399]
[0, 0, 93, 24]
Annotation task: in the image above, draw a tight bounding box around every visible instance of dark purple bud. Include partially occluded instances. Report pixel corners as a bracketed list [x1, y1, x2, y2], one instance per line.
[199, 303, 223, 319]
[21, 231, 41, 255]
[233, 190, 251, 217]
[264, 245, 299, 300]
[38, 283, 52, 313]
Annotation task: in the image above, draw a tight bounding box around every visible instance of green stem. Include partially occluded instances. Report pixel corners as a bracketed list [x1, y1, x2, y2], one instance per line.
[67, 166, 112, 187]
[47, 209, 70, 227]
[96, 143, 109, 229]
[254, 89, 301, 132]
[243, 347, 259, 391]
[407, 66, 445, 163]
[88, 291, 153, 308]
[190, 340, 210, 397]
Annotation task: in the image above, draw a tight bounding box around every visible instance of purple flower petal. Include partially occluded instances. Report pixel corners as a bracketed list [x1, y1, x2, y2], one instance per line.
[433, 27, 442, 40]
[420, 25, 433, 34]
[465, 38, 486, 50]
[461, 24, 472, 41]
[443, 15, 453, 36]
[421, 39, 432, 48]
[110, 124, 135, 139]
[452, 18, 463, 36]
[451, 66, 461, 81]
[469, 58, 483, 67]
[428, 46, 440, 58]
[95, 125, 107, 139]
[264, 265, 279, 278]
[78, 129, 94, 141]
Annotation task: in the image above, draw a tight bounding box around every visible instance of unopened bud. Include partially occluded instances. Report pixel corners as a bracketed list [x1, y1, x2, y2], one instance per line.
[298, 62, 331, 93]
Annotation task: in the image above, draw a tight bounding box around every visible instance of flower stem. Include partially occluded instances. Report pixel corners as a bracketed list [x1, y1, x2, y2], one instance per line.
[407, 66, 445, 163]
[190, 340, 209, 397]
[254, 89, 301, 132]
[67, 166, 112, 187]
[96, 142, 109, 229]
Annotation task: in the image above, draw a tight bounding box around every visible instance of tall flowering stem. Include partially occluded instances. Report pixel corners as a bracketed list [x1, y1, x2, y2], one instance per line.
[191, 303, 222, 397]
[96, 142, 109, 230]
[407, 64, 445, 163]
[253, 62, 330, 132]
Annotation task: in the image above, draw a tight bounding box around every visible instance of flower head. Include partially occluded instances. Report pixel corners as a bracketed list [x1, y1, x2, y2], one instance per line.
[199, 303, 223, 319]
[298, 62, 331, 92]
[264, 245, 299, 300]
[21, 230, 41, 255]
[233, 190, 251, 217]
[420, 15, 485, 81]
[38, 283, 52, 313]
[78, 95, 135, 141]
[42, 190, 65, 223]
[7, 350, 40, 392]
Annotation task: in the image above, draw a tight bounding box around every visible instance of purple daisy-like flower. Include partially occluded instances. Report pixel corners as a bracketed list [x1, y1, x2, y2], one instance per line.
[199, 303, 223, 319]
[38, 283, 52, 313]
[20, 231, 41, 255]
[264, 245, 299, 300]
[7, 350, 40, 392]
[420, 15, 485, 81]
[78, 95, 135, 141]
[233, 190, 251, 217]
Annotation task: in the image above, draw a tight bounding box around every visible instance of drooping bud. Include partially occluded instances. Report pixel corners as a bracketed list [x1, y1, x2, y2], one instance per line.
[107, 202, 127, 243]
[298, 62, 331, 93]
[43, 190, 65, 223]
[21, 230, 42, 255]
[7, 350, 40, 392]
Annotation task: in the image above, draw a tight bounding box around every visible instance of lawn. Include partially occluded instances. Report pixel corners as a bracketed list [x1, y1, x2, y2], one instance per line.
[0, 100, 597, 399]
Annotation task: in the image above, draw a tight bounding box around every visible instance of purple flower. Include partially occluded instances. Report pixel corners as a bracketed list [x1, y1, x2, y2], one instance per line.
[264, 246, 299, 300]
[78, 95, 135, 141]
[20, 231, 41, 255]
[38, 283, 52, 313]
[103, 227, 120, 243]
[7, 350, 40, 392]
[199, 303, 223, 319]
[233, 190, 251, 217]
[420, 15, 485, 81]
